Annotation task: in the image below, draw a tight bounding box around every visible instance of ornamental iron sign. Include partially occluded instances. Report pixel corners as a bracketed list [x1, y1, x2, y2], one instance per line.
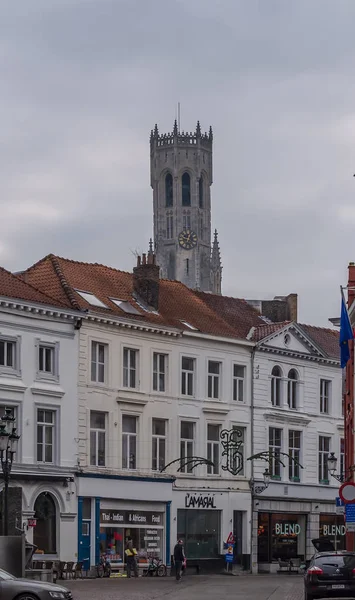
[220, 427, 244, 476]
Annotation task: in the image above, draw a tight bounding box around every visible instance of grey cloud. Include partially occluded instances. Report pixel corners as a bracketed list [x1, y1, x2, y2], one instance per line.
[1, 0, 355, 327]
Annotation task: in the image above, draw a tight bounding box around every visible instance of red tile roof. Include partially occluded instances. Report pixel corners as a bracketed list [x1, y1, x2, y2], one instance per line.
[0, 265, 69, 308]
[299, 324, 339, 361]
[249, 322, 290, 341]
[250, 321, 339, 361]
[20, 254, 265, 339]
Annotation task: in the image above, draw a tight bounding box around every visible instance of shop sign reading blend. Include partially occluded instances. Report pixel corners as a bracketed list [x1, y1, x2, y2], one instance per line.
[275, 523, 301, 536]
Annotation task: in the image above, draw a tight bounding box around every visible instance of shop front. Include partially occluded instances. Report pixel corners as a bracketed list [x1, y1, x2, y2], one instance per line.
[319, 514, 346, 550]
[99, 507, 165, 568]
[172, 488, 251, 570]
[257, 512, 307, 563]
[77, 473, 174, 572]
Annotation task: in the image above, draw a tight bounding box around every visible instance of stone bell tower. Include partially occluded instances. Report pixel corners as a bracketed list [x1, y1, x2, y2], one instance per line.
[150, 120, 222, 293]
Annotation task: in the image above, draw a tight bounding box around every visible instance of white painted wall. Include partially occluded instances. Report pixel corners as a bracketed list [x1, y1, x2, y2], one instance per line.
[0, 305, 79, 560]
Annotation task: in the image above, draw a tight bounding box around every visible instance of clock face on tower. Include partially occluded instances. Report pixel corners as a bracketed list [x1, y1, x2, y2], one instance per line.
[178, 229, 198, 250]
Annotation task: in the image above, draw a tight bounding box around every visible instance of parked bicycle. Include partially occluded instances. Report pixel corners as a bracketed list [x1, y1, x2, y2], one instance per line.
[97, 555, 112, 578]
[143, 556, 167, 577]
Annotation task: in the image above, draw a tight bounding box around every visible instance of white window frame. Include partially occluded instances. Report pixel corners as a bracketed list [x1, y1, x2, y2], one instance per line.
[152, 418, 166, 471]
[123, 347, 139, 389]
[233, 364, 245, 402]
[181, 356, 195, 397]
[36, 340, 59, 382]
[91, 341, 107, 384]
[318, 436, 330, 484]
[269, 427, 282, 479]
[320, 379, 331, 414]
[89, 410, 106, 467]
[288, 430, 301, 482]
[180, 420, 194, 474]
[153, 353, 167, 393]
[0, 335, 21, 377]
[271, 366, 282, 407]
[207, 360, 221, 400]
[122, 415, 138, 470]
[207, 423, 220, 475]
[36, 407, 57, 465]
[287, 369, 298, 410]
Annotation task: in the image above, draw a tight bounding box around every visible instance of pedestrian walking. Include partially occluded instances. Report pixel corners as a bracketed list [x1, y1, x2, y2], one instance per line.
[173, 539, 185, 581]
[125, 538, 138, 578]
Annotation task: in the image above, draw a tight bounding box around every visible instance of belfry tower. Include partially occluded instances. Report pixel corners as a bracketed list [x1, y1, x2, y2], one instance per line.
[150, 120, 222, 294]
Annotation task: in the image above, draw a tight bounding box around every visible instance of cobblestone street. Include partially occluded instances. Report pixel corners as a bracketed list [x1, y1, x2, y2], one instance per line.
[64, 574, 304, 600]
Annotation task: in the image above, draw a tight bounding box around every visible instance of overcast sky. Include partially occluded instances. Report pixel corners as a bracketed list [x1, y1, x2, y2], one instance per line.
[1, 0, 355, 326]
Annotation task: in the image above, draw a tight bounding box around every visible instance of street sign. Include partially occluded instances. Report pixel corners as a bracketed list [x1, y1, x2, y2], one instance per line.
[27, 518, 37, 527]
[346, 522, 355, 533]
[225, 553, 234, 563]
[339, 482, 355, 504]
[226, 532, 235, 544]
[345, 503, 355, 533]
[336, 497, 345, 515]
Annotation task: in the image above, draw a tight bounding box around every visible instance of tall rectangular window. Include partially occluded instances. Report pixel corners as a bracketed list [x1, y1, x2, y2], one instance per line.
[90, 411, 106, 467]
[37, 409, 55, 463]
[166, 213, 173, 239]
[91, 341, 106, 383]
[233, 365, 245, 402]
[340, 438, 345, 481]
[180, 421, 194, 473]
[123, 348, 138, 389]
[288, 430, 301, 481]
[153, 353, 167, 393]
[319, 436, 330, 484]
[320, 379, 330, 414]
[122, 415, 137, 469]
[152, 418, 166, 471]
[181, 357, 195, 396]
[207, 424, 220, 475]
[208, 361, 221, 399]
[0, 339, 16, 369]
[269, 427, 282, 479]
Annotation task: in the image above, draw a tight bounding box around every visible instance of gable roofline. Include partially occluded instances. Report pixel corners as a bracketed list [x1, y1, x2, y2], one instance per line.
[0, 295, 82, 320]
[253, 321, 340, 365]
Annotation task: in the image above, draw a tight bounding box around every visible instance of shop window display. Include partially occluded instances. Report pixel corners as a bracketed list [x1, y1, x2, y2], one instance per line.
[257, 512, 306, 563]
[177, 509, 220, 559]
[319, 514, 346, 550]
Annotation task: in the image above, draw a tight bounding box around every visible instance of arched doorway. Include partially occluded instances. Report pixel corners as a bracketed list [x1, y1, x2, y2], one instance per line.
[33, 492, 57, 554]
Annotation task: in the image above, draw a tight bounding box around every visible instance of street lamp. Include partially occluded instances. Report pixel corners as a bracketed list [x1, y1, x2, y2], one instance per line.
[0, 409, 20, 535]
[250, 468, 271, 495]
[327, 452, 346, 483]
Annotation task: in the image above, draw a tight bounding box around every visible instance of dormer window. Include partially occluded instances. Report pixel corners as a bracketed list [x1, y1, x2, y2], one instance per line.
[75, 290, 107, 308]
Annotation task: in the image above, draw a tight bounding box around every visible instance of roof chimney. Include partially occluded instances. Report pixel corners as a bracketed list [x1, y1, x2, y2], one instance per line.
[133, 244, 160, 310]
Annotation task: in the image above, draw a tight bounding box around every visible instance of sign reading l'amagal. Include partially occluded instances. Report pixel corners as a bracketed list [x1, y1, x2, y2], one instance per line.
[185, 493, 216, 508]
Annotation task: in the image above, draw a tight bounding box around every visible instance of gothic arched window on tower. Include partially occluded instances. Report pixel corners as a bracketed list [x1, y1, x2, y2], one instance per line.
[165, 173, 173, 207]
[199, 176, 204, 208]
[183, 210, 191, 230]
[182, 172, 191, 206]
[166, 211, 173, 239]
[198, 213, 203, 240]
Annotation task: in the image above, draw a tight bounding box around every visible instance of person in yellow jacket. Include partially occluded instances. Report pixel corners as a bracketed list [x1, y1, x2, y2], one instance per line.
[125, 538, 138, 578]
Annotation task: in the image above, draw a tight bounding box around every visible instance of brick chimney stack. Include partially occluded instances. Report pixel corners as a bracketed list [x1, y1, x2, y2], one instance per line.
[133, 246, 160, 311]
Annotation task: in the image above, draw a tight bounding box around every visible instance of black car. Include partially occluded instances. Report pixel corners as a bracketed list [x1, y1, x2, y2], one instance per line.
[305, 548, 355, 600]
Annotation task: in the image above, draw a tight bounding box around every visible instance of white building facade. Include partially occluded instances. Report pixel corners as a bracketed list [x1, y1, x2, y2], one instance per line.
[76, 317, 255, 572]
[250, 322, 342, 573]
[0, 278, 80, 562]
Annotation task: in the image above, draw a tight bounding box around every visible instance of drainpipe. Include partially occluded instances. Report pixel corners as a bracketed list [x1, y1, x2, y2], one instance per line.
[250, 345, 256, 573]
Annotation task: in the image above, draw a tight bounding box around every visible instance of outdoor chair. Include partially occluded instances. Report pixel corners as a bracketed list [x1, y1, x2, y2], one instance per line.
[74, 562, 84, 579]
[278, 558, 291, 573]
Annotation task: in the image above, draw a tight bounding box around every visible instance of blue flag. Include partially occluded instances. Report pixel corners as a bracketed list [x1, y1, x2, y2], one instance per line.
[340, 290, 353, 368]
